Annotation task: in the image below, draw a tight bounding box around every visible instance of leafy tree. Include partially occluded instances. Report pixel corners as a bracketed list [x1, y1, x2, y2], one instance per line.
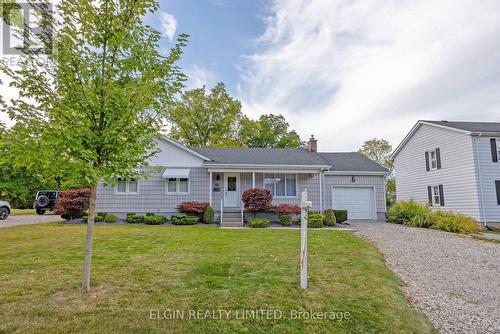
[168, 82, 242, 147]
[358, 138, 396, 207]
[238, 114, 304, 148]
[0, 0, 186, 292]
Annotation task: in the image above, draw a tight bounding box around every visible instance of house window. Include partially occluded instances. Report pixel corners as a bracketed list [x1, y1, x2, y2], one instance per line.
[495, 181, 500, 205]
[432, 186, 441, 206]
[264, 173, 297, 197]
[430, 150, 437, 170]
[166, 177, 190, 194]
[116, 178, 138, 194]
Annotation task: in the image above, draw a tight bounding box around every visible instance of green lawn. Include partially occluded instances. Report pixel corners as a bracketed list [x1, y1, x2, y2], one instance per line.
[0, 224, 434, 334]
[10, 208, 37, 216]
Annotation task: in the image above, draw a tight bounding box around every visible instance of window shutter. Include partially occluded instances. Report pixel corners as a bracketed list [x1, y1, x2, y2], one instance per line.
[491, 139, 498, 162]
[425, 152, 430, 171]
[427, 186, 433, 206]
[438, 185, 445, 206]
[436, 148, 441, 169]
[496, 181, 500, 205]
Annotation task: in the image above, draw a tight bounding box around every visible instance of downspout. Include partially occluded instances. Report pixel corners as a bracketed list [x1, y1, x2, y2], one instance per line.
[319, 170, 323, 213]
[473, 134, 487, 227]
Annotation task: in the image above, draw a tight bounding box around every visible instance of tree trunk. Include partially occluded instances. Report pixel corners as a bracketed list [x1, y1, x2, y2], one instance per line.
[82, 184, 97, 293]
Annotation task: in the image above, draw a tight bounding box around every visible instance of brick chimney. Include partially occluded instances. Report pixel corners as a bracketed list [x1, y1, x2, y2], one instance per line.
[307, 135, 317, 152]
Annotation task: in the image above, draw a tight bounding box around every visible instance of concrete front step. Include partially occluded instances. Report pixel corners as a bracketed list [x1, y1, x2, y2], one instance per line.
[221, 221, 245, 227]
[223, 213, 242, 218]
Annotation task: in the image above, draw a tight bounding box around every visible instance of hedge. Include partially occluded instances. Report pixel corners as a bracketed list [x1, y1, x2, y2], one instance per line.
[307, 213, 324, 228]
[324, 209, 336, 226]
[248, 218, 270, 228]
[333, 210, 348, 223]
[172, 215, 199, 225]
[126, 214, 144, 224]
[144, 215, 167, 225]
[279, 214, 292, 226]
[104, 213, 118, 223]
[203, 207, 214, 224]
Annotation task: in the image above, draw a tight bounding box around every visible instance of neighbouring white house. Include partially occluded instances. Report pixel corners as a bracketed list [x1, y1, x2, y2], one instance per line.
[95, 136, 388, 226]
[391, 120, 500, 227]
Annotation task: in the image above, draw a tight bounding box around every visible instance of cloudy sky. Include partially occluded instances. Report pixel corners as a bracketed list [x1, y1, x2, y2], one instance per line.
[2, 0, 500, 151]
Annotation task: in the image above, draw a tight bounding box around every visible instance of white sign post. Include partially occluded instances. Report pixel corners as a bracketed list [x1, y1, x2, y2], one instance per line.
[300, 189, 312, 289]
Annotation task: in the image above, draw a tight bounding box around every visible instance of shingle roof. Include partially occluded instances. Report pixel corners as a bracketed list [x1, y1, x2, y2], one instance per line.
[318, 152, 388, 172]
[190, 147, 328, 166]
[190, 147, 387, 172]
[423, 120, 500, 133]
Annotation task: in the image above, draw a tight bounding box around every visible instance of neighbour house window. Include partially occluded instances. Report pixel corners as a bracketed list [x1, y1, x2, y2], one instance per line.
[491, 138, 499, 162]
[116, 178, 138, 194]
[432, 186, 440, 206]
[495, 181, 500, 205]
[425, 148, 441, 171]
[430, 150, 437, 169]
[264, 173, 297, 197]
[166, 178, 189, 194]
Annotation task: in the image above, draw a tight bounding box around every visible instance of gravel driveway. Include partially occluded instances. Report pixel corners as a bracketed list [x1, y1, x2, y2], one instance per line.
[350, 221, 500, 334]
[0, 214, 62, 228]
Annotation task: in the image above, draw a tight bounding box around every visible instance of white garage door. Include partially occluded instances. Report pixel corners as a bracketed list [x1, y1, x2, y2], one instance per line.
[332, 187, 375, 220]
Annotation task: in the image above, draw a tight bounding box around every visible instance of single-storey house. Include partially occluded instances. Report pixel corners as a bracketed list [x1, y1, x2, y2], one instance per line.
[391, 120, 500, 227]
[96, 136, 388, 226]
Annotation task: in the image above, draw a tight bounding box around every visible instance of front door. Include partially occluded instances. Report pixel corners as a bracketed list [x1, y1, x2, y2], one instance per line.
[224, 173, 239, 207]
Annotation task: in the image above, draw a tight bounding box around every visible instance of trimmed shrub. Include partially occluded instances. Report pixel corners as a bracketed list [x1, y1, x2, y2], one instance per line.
[97, 212, 107, 217]
[104, 214, 118, 223]
[388, 200, 433, 227]
[82, 216, 88, 223]
[248, 218, 270, 228]
[308, 213, 324, 228]
[242, 188, 273, 216]
[146, 212, 155, 217]
[279, 214, 292, 226]
[324, 209, 336, 226]
[333, 210, 348, 223]
[126, 212, 136, 217]
[432, 211, 480, 234]
[203, 206, 215, 224]
[144, 215, 167, 225]
[126, 214, 144, 224]
[54, 188, 90, 220]
[177, 202, 209, 215]
[95, 215, 104, 223]
[273, 204, 301, 215]
[172, 215, 199, 225]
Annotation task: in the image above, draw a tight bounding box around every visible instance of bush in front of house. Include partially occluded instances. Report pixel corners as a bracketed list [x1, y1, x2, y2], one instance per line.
[272, 204, 301, 215]
[54, 188, 90, 220]
[324, 209, 336, 226]
[94, 215, 104, 223]
[248, 218, 270, 228]
[144, 214, 167, 225]
[333, 210, 348, 223]
[307, 213, 324, 228]
[104, 213, 118, 223]
[432, 211, 480, 234]
[279, 214, 292, 226]
[388, 200, 433, 227]
[171, 215, 199, 225]
[203, 206, 214, 224]
[242, 188, 273, 217]
[177, 202, 209, 215]
[126, 214, 144, 224]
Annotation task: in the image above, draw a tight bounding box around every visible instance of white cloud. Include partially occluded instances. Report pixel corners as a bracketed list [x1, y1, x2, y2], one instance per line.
[239, 0, 500, 151]
[159, 11, 177, 41]
[184, 64, 216, 90]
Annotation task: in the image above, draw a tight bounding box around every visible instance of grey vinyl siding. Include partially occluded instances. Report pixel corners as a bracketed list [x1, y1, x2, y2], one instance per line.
[323, 174, 386, 220]
[473, 136, 500, 222]
[96, 167, 210, 216]
[394, 124, 481, 220]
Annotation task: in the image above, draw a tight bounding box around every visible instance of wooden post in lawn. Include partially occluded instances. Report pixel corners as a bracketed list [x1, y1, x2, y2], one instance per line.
[300, 189, 312, 289]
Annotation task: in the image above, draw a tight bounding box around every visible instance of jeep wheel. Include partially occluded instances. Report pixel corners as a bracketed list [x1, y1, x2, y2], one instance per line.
[0, 207, 9, 220]
[36, 195, 50, 207]
[36, 208, 46, 215]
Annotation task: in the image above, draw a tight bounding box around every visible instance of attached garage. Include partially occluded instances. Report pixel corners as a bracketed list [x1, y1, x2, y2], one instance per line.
[332, 186, 376, 220]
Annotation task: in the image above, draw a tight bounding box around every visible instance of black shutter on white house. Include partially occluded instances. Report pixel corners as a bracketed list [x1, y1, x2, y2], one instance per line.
[425, 152, 430, 171]
[496, 181, 500, 205]
[436, 148, 442, 169]
[491, 139, 498, 162]
[438, 185, 445, 206]
[427, 186, 433, 206]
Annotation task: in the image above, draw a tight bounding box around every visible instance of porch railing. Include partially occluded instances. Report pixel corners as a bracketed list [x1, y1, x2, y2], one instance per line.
[220, 198, 223, 224]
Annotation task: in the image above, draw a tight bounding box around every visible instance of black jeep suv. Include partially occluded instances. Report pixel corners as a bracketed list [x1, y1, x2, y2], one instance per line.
[33, 191, 61, 215]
